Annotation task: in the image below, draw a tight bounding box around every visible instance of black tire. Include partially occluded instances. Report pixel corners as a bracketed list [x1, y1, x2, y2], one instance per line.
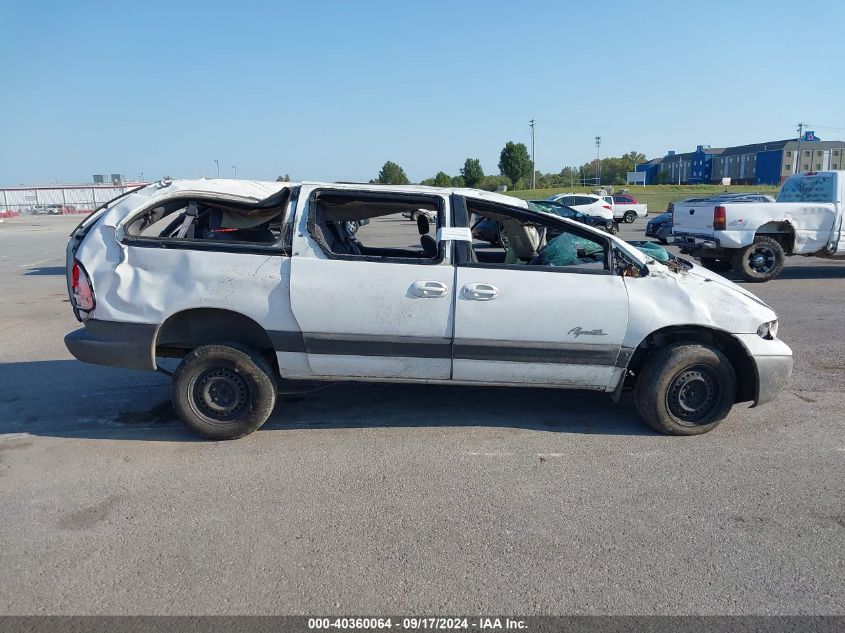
[700, 257, 733, 272]
[634, 343, 737, 436]
[623, 211, 637, 224]
[606, 221, 619, 235]
[171, 343, 277, 440]
[731, 237, 785, 282]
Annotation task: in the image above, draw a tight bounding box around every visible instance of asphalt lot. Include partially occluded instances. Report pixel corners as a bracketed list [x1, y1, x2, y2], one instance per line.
[0, 213, 843, 615]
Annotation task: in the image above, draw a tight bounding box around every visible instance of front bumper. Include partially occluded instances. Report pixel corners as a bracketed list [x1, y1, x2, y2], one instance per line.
[65, 319, 157, 371]
[735, 335, 793, 407]
[752, 353, 794, 407]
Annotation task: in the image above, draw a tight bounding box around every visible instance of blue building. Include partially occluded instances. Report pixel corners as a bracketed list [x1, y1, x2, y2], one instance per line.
[636, 135, 845, 185]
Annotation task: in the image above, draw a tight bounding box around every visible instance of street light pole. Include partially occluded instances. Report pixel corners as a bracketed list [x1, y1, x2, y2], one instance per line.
[795, 123, 804, 174]
[595, 136, 601, 188]
[214, 160, 220, 179]
[529, 119, 536, 190]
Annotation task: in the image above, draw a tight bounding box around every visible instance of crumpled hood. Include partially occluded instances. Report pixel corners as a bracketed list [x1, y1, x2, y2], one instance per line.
[681, 261, 774, 311]
[629, 258, 778, 337]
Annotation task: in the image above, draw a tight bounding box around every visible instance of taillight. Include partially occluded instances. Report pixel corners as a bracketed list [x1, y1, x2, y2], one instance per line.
[71, 260, 95, 313]
[714, 206, 727, 231]
[602, 205, 612, 210]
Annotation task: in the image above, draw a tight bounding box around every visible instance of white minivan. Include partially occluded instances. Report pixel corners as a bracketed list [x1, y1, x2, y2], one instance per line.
[65, 179, 792, 439]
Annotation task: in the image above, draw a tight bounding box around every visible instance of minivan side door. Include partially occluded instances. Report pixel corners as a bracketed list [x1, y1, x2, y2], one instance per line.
[451, 197, 629, 389]
[287, 186, 455, 380]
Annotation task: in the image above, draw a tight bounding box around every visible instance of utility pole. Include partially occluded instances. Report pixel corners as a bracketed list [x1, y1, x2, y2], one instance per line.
[214, 160, 220, 179]
[678, 155, 682, 186]
[232, 165, 237, 179]
[795, 123, 805, 174]
[595, 136, 601, 187]
[529, 119, 536, 189]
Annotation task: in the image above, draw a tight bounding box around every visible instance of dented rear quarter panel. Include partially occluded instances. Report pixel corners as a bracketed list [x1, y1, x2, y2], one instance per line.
[73, 180, 301, 342]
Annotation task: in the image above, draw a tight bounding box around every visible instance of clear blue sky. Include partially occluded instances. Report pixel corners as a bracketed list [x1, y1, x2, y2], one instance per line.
[1, 0, 843, 185]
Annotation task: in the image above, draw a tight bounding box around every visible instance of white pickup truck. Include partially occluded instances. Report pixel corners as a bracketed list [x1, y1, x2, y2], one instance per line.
[672, 171, 845, 281]
[611, 194, 649, 224]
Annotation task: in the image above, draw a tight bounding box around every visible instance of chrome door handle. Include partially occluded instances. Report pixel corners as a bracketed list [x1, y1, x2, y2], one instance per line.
[410, 280, 449, 298]
[462, 283, 499, 301]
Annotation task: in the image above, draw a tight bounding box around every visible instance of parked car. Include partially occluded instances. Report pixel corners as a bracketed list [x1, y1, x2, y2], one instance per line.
[612, 195, 649, 223]
[65, 179, 792, 439]
[31, 204, 63, 215]
[645, 212, 673, 244]
[402, 208, 436, 222]
[546, 193, 614, 220]
[529, 200, 618, 234]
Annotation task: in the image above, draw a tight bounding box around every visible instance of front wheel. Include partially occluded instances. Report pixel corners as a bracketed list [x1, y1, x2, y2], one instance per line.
[171, 343, 277, 440]
[623, 211, 637, 224]
[606, 222, 619, 235]
[732, 237, 785, 282]
[634, 343, 737, 435]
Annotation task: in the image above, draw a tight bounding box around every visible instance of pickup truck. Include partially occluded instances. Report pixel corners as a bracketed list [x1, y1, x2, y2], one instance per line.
[672, 172, 845, 281]
[612, 195, 648, 223]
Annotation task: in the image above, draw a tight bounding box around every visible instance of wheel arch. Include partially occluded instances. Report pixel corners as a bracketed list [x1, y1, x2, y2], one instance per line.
[155, 308, 278, 369]
[623, 325, 756, 404]
[755, 220, 796, 254]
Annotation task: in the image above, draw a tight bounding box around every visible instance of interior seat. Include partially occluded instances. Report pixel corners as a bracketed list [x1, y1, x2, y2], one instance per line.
[416, 214, 438, 258]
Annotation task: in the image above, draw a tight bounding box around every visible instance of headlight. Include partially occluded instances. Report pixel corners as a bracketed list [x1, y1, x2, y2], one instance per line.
[757, 319, 779, 340]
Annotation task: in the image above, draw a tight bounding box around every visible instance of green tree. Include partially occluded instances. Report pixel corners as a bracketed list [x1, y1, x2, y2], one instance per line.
[478, 175, 511, 192]
[460, 158, 485, 188]
[450, 175, 466, 187]
[433, 171, 452, 187]
[374, 161, 409, 185]
[498, 142, 532, 190]
[276, 174, 290, 182]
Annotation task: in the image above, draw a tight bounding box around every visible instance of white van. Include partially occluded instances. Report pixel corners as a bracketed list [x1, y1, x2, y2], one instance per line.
[65, 179, 792, 439]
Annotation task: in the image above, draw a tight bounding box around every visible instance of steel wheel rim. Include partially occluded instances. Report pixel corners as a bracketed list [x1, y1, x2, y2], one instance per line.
[666, 365, 719, 425]
[747, 246, 776, 273]
[190, 366, 250, 424]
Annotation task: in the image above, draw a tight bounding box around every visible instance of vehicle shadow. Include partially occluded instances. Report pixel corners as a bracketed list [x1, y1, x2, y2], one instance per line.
[719, 264, 845, 282]
[0, 360, 653, 441]
[24, 266, 66, 276]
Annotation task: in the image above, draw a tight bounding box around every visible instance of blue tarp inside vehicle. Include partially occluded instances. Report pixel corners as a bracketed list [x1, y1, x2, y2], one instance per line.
[628, 240, 670, 262]
[533, 233, 604, 266]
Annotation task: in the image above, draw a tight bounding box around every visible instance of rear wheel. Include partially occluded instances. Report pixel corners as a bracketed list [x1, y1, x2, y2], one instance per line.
[732, 237, 785, 282]
[172, 343, 277, 440]
[634, 343, 736, 436]
[623, 211, 637, 224]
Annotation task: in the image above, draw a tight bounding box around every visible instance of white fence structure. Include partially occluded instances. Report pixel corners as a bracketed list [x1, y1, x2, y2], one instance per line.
[0, 182, 146, 215]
